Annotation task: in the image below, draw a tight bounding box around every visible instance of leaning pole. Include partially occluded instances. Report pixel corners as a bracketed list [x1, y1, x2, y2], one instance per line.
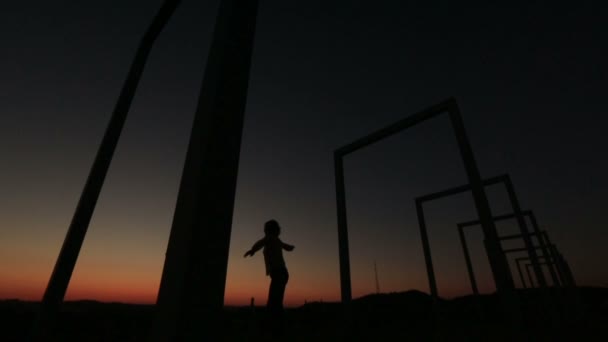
[152, 0, 259, 341]
[30, 1, 181, 340]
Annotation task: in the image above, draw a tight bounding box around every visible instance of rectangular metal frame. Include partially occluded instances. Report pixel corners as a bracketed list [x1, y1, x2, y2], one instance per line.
[416, 174, 547, 301]
[334, 99, 512, 304]
[524, 261, 557, 288]
[515, 256, 557, 289]
[457, 210, 561, 295]
[458, 210, 559, 288]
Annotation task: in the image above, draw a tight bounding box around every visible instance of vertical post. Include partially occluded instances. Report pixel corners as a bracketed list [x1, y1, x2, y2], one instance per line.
[504, 177, 546, 288]
[555, 249, 584, 319]
[528, 214, 561, 287]
[153, 0, 259, 341]
[554, 255, 567, 286]
[516, 258, 528, 289]
[458, 224, 485, 330]
[458, 225, 479, 296]
[525, 264, 536, 288]
[334, 154, 352, 303]
[416, 199, 444, 342]
[542, 233, 566, 286]
[558, 253, 576, 287]
[374, 261, 380, 294]
[416, 201, 438, 299]
[448, 100, 522, 338]
[30, 1, 181, 340]
[448, 102, 515, 290]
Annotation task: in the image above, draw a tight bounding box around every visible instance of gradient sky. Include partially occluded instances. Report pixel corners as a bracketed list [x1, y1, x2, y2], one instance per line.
[0, 1, 606, 306]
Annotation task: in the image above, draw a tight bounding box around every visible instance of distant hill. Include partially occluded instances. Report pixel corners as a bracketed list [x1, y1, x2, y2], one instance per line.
[1, 287, 606, 341]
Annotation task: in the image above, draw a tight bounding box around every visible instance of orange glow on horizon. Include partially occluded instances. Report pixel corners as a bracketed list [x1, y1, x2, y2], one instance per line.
[1, 272, 493, 305]
[0, 283, 339, 307]
[0, 236, 485, 306]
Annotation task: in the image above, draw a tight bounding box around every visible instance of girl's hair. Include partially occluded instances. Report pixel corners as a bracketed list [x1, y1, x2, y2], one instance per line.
[264, 220, 280, 236]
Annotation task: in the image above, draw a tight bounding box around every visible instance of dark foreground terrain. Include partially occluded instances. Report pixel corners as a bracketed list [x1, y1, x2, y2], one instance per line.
[2, 287, 607, 341]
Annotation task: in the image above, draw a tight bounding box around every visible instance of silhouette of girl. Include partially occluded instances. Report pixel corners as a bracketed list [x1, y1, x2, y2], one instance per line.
[244, 219, 295, 315]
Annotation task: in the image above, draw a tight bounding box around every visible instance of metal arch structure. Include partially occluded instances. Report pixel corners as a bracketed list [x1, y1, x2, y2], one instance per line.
[519, 259, 554, 289]
[458, 224, 567, 331]
[333, 99, 522, 334]
[524, 261, 558, 288]
[457, 210, 561, 294]
[513, 250, 562, 289]
[508, 245, 575, 288]
[459, 228, 558, 295]
[515, 257, 536, 289]
[415, 174, 548, 301]
[512, 245, 562, 288]
[457, 210, 561, 287]
[538, 231, 577, 288]
[457, 211, 576, 330]
[515, 256, 559, 289]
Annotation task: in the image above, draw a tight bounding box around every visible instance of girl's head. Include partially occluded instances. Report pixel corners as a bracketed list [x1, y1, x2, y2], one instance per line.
[264, 220, 281, 237]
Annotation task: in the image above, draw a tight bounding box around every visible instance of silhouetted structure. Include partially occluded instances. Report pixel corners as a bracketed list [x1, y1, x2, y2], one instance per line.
[334, 99, 522, 338]
[557, 252, 577, 288]
[515, 257, 531, 289]
[457, 226, 560, 294]
[516, 256, 562, 289]
[416, 174, 547, 301]
[455, 209, 569, 336]
[538, 231, 577, 288]
[415, 174, 554, 337]
[525, 261, 557, 288]
[457, 209, 559, 288]
[503, 240, 569, 329]
[152, 1, 259, 341]
[374, 261, 380, 294]
[29, 1, 182, 340]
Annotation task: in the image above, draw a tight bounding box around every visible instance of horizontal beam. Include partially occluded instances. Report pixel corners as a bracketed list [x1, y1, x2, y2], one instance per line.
[335, 99, 453, 156]
[515, 256, 553, 262]
[498, 231, 543, 241]
[526, 261, 555, 267]
[504, 244, 555, 254]
[416, 174, 507, 203]
[458, 210, 534, 228]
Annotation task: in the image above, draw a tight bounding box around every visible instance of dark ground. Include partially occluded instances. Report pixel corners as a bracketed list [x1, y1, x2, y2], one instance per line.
[2, 287, 607, 341]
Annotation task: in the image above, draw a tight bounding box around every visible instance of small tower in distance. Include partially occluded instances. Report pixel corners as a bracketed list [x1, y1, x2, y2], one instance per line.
[374, 260, 380, 294]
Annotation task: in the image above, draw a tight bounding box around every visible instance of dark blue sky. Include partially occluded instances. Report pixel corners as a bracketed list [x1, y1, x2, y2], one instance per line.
[0, 1, 606, 303]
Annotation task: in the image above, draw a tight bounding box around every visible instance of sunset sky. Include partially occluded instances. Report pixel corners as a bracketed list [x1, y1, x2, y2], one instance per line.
[0, 1, 606, 307]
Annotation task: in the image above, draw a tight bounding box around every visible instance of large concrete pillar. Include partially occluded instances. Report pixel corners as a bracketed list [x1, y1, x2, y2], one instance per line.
[152, 0, 259, 341]
[29, 2, 181, 340]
